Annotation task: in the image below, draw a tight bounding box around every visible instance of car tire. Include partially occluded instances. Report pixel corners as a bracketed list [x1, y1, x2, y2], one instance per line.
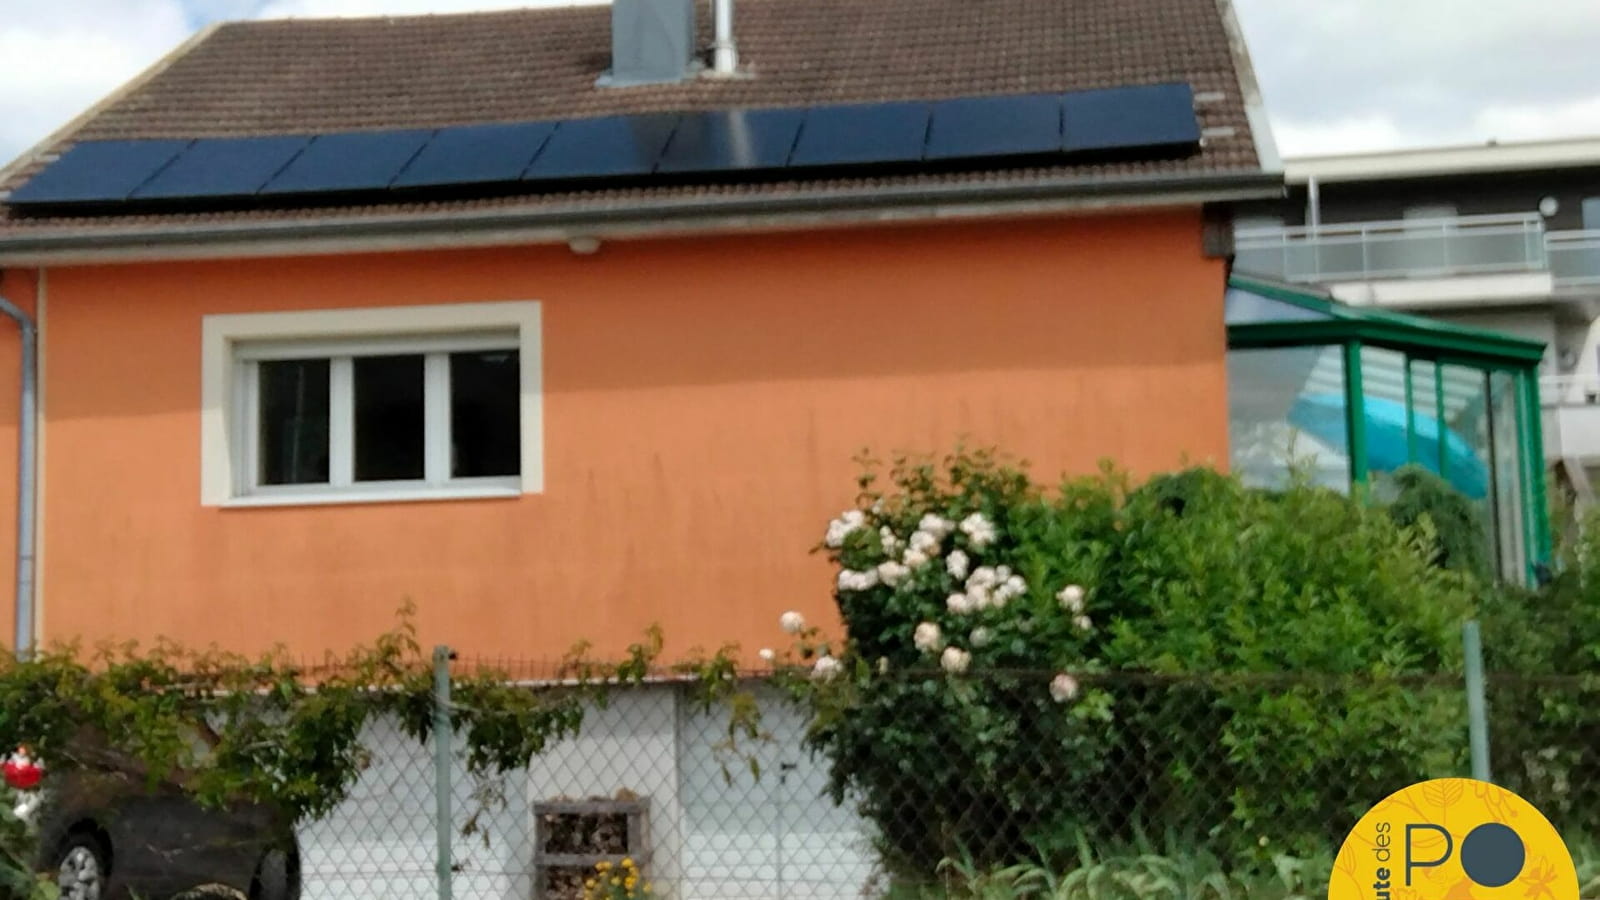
[51, 832, 110, 900]
[249, 845, 299, 900]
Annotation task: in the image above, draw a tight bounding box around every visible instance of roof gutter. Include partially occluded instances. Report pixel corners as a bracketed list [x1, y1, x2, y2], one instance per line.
[0, 290, 36, 659]
[0, 170, 1283, 265]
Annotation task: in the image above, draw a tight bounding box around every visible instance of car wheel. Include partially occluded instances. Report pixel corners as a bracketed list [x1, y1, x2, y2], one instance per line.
[249, 845, 299, 900]
[52, 833, 110, 900]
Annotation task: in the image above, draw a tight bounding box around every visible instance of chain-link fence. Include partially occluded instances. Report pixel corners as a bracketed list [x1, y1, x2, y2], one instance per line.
[279, 659, 1600, 900]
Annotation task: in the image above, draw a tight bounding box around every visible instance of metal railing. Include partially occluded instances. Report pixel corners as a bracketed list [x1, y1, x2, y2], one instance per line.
[1548, 229, 1600, 288]
[1234, 213, 1547, 284]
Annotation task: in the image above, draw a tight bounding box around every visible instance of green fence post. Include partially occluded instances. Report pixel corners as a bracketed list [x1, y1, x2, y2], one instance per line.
[434, 645, 454, 900]
[1462, 621, 1492, 782]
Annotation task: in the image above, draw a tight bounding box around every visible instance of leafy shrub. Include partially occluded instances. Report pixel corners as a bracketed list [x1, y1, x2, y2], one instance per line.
[789, 449, 1479, 880]
[1376, 465, 1491, 577]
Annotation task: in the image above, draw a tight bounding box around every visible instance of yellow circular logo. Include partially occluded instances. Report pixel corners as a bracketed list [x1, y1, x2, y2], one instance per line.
[1329, 778, 1576, 900]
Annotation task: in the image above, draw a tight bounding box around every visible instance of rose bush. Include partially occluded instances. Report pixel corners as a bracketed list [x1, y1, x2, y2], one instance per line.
[781, 449, 1481, 878]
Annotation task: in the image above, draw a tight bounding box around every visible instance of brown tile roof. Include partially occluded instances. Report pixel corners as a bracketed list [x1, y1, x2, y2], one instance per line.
[0, 0, 1271, 245]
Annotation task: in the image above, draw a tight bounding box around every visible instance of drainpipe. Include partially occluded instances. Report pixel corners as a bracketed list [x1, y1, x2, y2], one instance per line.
[1306, 176, 1322, 230]
[711, 0, 738, 74]
[0, 293, 36, 659]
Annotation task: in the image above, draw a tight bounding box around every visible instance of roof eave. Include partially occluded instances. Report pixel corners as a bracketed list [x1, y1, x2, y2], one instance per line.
[0, 170, 1281, 266]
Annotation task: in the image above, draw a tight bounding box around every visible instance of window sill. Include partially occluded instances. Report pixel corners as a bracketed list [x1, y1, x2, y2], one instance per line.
[219, 482, 523, 509]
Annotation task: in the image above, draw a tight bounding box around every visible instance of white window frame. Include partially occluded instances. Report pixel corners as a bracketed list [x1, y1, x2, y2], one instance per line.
[202, 302, 541, 507]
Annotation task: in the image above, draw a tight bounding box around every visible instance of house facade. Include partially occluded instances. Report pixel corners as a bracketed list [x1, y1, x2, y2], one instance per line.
[0, 0, 1280, 662]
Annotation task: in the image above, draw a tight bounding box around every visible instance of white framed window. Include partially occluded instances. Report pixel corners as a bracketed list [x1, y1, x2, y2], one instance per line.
[202, 302, 541, 507]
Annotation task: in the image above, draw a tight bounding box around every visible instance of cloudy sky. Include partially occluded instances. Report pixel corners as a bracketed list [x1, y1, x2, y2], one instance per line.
[2, 0, 1598, 165]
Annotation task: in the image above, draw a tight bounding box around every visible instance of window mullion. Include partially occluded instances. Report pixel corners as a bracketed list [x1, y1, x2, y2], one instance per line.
[330, 357, 355, 487]
[425, 353, 451, 484]
[237, 361, 259, 494]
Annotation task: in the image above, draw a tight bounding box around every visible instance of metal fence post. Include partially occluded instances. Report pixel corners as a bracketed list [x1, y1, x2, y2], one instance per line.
[433, 645, 454, 900]
[1462, 621, 1492, 782]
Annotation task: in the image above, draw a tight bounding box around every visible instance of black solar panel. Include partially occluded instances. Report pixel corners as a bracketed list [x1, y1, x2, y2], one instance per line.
[132, 136, 312, 200]
[1061, 83, 1199, 154]
[7, 140, 193, 205]
[391, 121, 557, 189]
[924, 94, 1063, 161]
[6, 84, 1205, 208]
[656, 108, 805, 174]
[522, 114, 681, 181]
[261, 130, 433, 195]
[789, 102, 930, 168]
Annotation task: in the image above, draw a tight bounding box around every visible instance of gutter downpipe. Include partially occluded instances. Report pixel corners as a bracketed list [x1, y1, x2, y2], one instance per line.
[0, 292, 36, 659]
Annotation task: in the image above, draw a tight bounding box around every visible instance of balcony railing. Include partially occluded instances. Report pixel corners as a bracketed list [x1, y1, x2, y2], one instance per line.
[1548, 230, 1600, 289]
[1234, 213, 1548, 284]
[1542, 374, 1600, 407]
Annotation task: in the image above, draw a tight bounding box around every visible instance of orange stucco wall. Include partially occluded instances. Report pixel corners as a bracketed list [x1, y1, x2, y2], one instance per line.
[26, 211, 1227, 661]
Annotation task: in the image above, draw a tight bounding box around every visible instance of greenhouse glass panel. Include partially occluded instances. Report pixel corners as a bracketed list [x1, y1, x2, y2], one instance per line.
[1490, 372, 1527, 579]
[1357, 346, 1410, 481]
[1227, 345, 1350, 492]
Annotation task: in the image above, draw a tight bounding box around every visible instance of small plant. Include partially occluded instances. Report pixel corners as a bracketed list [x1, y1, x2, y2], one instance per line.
[581, 857, 652, 899]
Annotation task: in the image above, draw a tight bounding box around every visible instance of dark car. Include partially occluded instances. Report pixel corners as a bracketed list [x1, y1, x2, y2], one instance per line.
[20, 765, 300, 900]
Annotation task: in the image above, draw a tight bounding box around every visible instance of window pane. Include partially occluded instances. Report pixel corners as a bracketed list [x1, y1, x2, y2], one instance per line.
[1407, 360, 1442, 477]
[354, 354, 424, 481]
[451, 350, 520, 477]
[1490, 372, 1527, 579]
[258, 359, 330, 485]
[1227, 345, 1350, 493]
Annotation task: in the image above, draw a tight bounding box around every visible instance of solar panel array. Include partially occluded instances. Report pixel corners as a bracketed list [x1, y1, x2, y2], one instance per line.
[5, 83, 1201, 208]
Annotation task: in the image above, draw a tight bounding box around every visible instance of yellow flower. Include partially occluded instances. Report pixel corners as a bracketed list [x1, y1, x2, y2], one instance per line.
[585, 879, 595, 889]
[625, 877, 638, 889]
[643, 884, 653, 895]
[622, 857, 634, 868]
[596, 861, 611, 871]
[611, 877, 622, 887]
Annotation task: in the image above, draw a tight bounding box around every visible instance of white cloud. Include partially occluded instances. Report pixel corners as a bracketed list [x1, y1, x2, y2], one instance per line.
[1474, 97, 1600, 144]
[1234, 0, 1600, 153]
[1271, 115, 1414, 158]
[0, 1, 190, 165]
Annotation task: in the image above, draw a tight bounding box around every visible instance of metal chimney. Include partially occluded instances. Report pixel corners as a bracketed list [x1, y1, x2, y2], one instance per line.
[601, 0, 698, 86]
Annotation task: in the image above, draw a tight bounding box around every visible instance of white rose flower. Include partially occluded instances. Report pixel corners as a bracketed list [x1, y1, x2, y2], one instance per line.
[902, 548, 930, 569]
[967, 566, 998, 590]
[995, 565, 1013, 580]
[836, 568, 881, 592]
[940, 646, 972, 674]
[1057, 585, 1086, 613]
[1050, 673, 1080, 702]
[913, 621, 942, 653]
[960, 512, 997, 549]
[1073, 614, 1094, 632]
[970, 626, 993, 648]
[908, 530, 941, 557]
[877, 560, 911, 587]
[918, 513, 955, 538]
[824, 509, 867, 548]
[758, 648, 777, 662]
[811, 655, 843, 681]
[967, 585, 993, 610]
[880, 526, 903, 556]
[779, 611, 806, 634]
[946, 549, 970, 581]
[877, 656, 891, 674]
[946, 592, 973, 615]
[994, 574, 1027, 604]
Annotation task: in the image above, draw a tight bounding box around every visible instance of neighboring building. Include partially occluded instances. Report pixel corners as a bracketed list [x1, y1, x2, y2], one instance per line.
[1229, 139, 1600, 499]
